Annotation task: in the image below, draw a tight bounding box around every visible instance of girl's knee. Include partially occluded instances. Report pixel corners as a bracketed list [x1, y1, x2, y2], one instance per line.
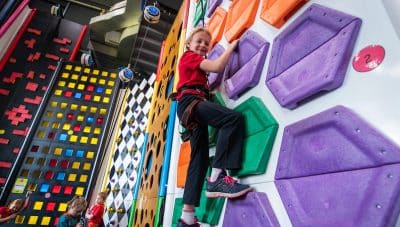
[232, 112, 245, 130]
[233, 111, 244, 122]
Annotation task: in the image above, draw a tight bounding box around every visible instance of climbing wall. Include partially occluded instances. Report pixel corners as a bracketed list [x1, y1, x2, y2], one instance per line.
[163, 0, 400, 226]
[132, 2, 185, 226]
[0, 9, 86, 190]
[4, 62, 119, 226]
[102, 73, 156, 226]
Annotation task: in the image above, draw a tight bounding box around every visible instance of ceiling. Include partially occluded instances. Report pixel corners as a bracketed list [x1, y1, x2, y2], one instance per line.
[129, 1, 181, 76]
[71, 0, 182, 11]
[30, 0, 183, 76]
[87, 0, 183, 76]
[124, 0, 184, 76]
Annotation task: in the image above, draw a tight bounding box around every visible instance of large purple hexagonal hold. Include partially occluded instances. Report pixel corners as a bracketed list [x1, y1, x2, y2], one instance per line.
[206, 0, 222, 18]
[223, 30, 269, 100]
[223, 192, 280, 227]
[265, 4, 361, 109]
[276, 164, 400, 227]
[275, 105, 400, 180]
[208, 44, 225, 89]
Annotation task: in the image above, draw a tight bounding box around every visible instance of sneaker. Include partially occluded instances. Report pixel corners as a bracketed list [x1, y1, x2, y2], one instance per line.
[177, 217, 200, 227]
[206, 171, 252, 198]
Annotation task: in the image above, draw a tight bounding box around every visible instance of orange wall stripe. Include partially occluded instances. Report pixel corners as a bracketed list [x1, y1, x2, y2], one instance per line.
[156, 41, 166, 81]
[183, 0, 191, 29]
[176, 141, 191, 188]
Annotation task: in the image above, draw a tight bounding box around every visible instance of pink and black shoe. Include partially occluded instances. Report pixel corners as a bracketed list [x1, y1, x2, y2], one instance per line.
[205, 170, 252, 199]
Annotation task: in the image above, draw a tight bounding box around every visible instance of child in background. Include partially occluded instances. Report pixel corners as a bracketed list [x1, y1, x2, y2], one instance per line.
[85, 192, 107, 227]
[176, 27, 252, 227]
[0, 190, 32, 223]
[57, 196, 87, 227]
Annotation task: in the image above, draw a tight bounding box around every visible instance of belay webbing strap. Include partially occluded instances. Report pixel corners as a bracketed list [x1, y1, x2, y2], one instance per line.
[181, 98, 202, 130]
[169, 85, 208, 101]
[178, 84, 209, 99]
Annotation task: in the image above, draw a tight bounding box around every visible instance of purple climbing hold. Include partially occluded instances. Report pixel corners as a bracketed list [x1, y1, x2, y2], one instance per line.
[276, 164, 400, 227]
[223, 192, 280, 227]
[276, 105, 400, 180]
[206, 0, 223, 18]
[208, 44, 225, 89]
[266, 3, 362, 109]
[223, 30, 269, 99]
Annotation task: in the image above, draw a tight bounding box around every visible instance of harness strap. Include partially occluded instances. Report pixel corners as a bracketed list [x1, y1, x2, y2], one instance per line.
[181, 99, 202, 130]
[178, 85, 209, 99]
[169, 85, 208, 101]
[178, 84, 208, 93]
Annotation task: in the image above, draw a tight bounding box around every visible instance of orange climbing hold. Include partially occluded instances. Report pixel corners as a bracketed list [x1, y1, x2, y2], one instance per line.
[260, 0, 308, 28]
[224, 0, 260, 42]
[206, 7, 227, 48]
[176, 141, 191, 188]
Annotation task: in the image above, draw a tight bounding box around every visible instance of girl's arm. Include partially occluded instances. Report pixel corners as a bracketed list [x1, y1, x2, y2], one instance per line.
[15, 190, 32, 215]
[199, 39, 238, 73]
[85, 207, 92, 219]
[0, 213, 17, 223]
[22, 191, 32, 209]
[85, 211, 93, 219]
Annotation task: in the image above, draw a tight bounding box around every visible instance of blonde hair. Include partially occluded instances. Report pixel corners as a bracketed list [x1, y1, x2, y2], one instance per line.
[67, 196, 87, 212]
[185, 27, 212, 50]
[97, 192, 107, 200]
[8, 199, 24, 211]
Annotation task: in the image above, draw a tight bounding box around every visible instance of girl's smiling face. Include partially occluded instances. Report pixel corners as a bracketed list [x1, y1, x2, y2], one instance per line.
[8, 199, 23, 213]
[187, 31, 211, 56]
[69, 204, 86, 217]
[95, 195, 105, 204]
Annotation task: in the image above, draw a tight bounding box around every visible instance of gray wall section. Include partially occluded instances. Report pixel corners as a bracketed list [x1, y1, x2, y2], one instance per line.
[29, 0, 100, 25]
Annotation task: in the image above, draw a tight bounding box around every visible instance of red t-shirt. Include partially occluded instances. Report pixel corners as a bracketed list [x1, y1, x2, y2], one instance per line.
[176, 51, 208, 100]
[88, 203, 105, 225]
[0, 206, 12, 218]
